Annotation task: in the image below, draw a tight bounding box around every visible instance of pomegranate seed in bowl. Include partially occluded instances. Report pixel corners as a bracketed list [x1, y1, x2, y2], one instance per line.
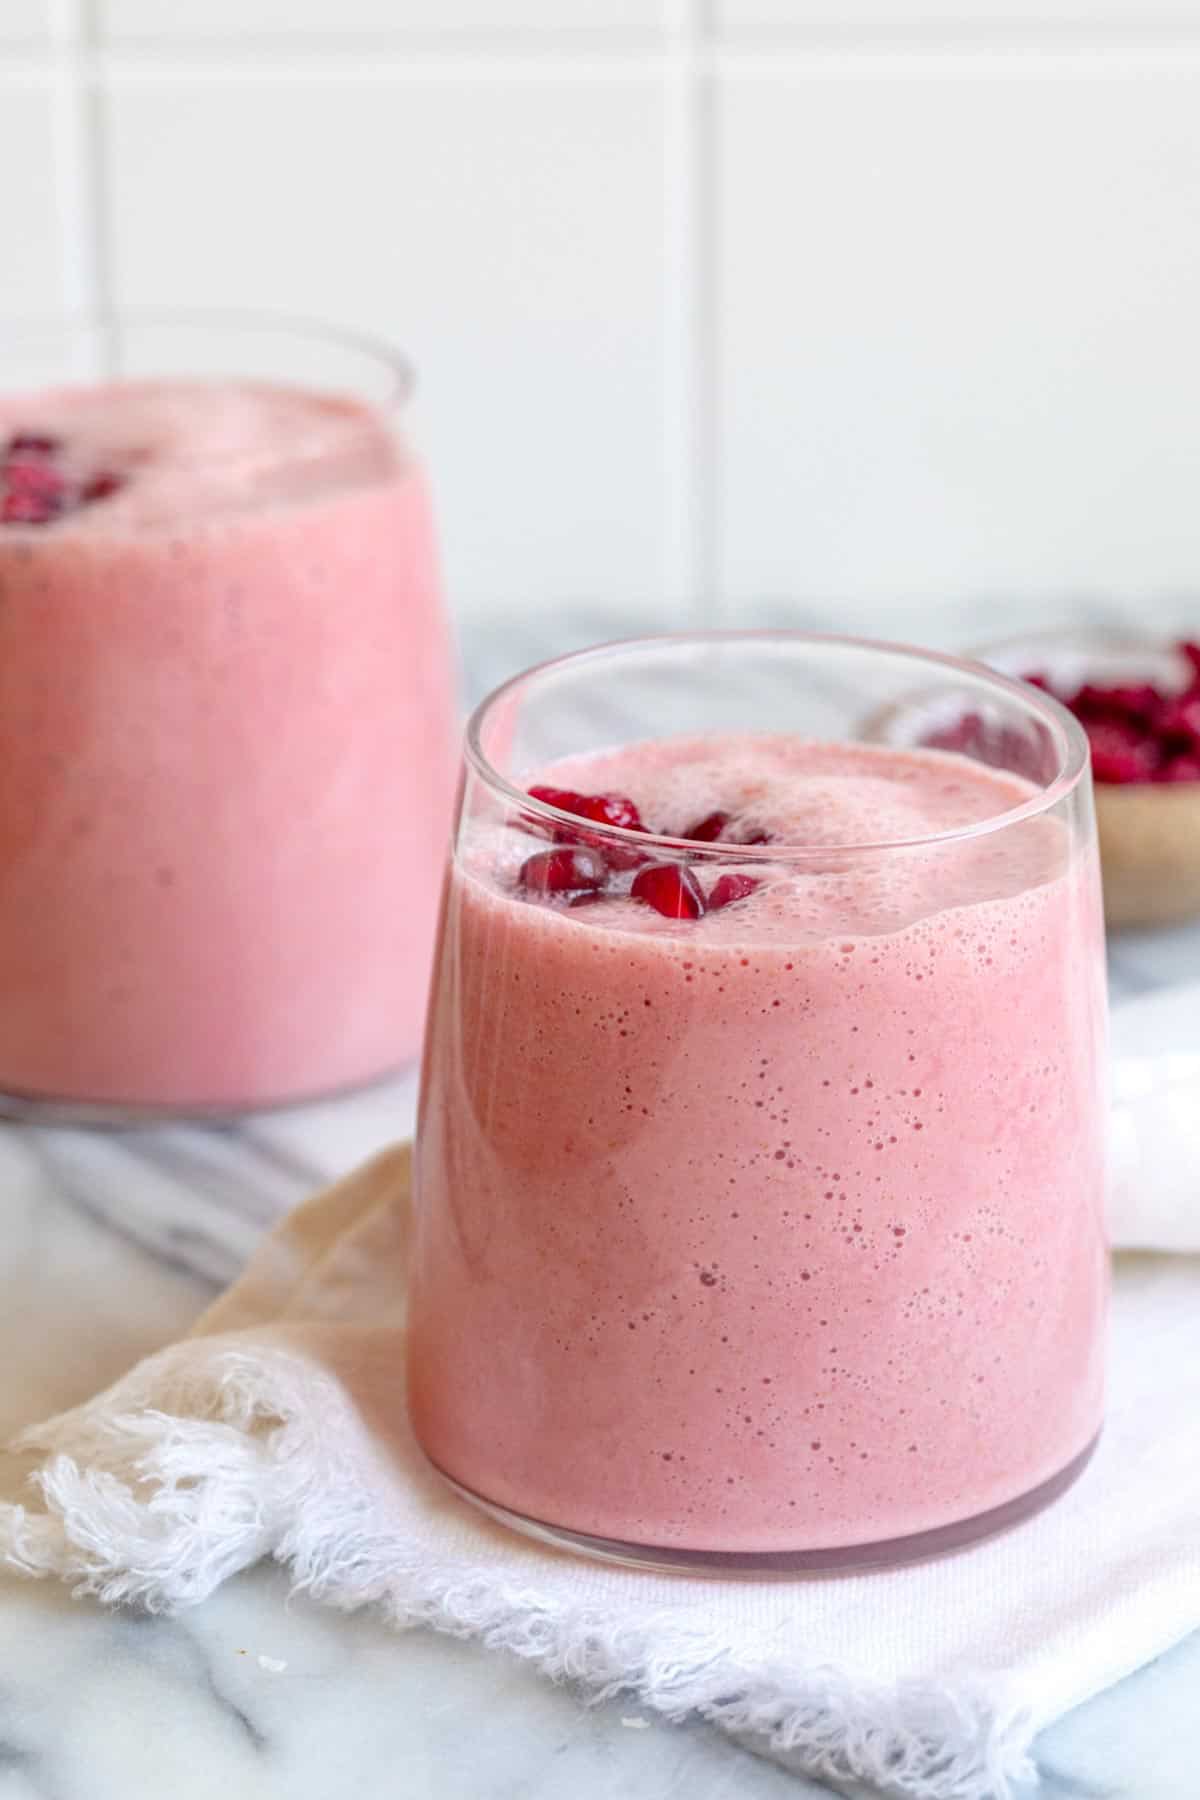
[1021, 640, 1200, 788]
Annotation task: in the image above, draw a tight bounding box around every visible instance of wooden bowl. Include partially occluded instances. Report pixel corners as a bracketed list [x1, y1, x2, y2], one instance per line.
[978, 632, 1200, 931]
[1093, 782, 1200, 928]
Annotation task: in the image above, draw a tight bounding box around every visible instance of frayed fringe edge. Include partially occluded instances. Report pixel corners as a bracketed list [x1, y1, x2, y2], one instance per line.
[357, 1575, 1037, 1800]
[1, 1340, 1034, 1800]
[359, 1573, 1034, 1800]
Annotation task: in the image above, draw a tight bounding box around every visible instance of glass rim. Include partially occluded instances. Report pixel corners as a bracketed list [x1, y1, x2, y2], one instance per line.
[464, 628, 1092, 861]
[0, 306, 415, 413]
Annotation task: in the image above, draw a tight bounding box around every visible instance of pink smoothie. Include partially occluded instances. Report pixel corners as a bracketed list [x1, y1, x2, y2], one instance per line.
[0, 380, 456, 1109]
[409, 735, 1108, 1554]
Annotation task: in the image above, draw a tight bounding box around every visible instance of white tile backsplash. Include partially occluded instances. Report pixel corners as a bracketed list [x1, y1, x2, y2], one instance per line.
[0, 79, 71, 314]
[5, 5, 1200, 642]
[100, 68, 672, 629]
[0, 0, 50, 47]
[716, 59, 1200, 625]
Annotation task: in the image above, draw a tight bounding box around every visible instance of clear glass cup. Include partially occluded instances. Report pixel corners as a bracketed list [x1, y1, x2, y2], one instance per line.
[408, 631, 1109, 1574]
[0, 312, 457, 1119]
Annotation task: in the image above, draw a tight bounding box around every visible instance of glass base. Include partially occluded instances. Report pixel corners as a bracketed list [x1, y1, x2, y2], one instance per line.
[435, 1433, 1100, 1576]
[0, 1063, 409, 1128]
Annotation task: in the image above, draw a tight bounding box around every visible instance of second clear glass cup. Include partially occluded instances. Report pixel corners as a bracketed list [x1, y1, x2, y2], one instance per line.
[408, 631, 1110, 1574]
[0, 313, 458, 1118]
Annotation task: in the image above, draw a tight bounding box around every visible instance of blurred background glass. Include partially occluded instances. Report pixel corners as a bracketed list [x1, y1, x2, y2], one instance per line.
[0, 313, 457, 1115]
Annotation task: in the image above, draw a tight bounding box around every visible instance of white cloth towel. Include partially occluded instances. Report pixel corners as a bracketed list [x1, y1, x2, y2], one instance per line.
[2, 987, 1199, 1800]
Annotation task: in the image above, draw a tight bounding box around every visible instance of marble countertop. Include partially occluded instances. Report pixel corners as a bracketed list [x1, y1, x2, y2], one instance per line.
[3, 612, 1200, 1800]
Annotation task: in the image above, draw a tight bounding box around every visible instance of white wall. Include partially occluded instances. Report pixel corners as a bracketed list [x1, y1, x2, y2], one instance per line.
[4, 1, 1200, 651]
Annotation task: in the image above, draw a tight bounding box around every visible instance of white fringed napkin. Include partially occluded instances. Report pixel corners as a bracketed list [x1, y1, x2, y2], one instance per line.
[2, 986, 1199, 1800]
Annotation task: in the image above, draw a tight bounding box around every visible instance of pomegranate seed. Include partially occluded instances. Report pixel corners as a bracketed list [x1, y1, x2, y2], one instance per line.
[1, 432, 124, 526]
[631, 862, 705, 920]
[924, 716, 979, 754]
[1, 479, 64, 525]
[709, 873, 760, 910]
[527, 784, 646, 869]
[1102, 684, 1159, 724]
[923, 711, 1047, 780]
[528, 786, 644, 834]
[683, 810, 729, 843]
[603, 845, 651, 872]
[4, 458, 63, 493]
[1071, 682, 1158, 723]
[528, 784, 579, 814]
[519, 847, 607, 894]
[1157, 695, 1200, 753]
[1154, 755, 1200, 784]
[5, 431, 59, 455]
[1089, 751, 1150, 785]
[1084, 720, 1158, 785]
[1020, 643, 1200, 784]
[82, 470, 124, 504]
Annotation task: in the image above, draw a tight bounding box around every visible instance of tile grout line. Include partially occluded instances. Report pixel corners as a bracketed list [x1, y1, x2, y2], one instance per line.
[661, 0, 716, 630]
[74, 29, 1200, 70]
[89, 47, 673, 82]
[47, 0, 91, 323]
[81, 0, 118, 374]
[694, 1, 720, 627]
[47, 0, 114, 373]
[660, 0, 691, 625]
[71, 40, 1200, 80]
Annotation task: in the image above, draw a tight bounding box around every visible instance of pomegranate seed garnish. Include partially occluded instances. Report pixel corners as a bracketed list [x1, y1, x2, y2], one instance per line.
[683, 811, 729, 843]
[5, 458, 62, 493]
[709, 872, 760, 910]
[528, 786, 644, 834]
[526, 784, 646, 869]
[1, 473, 65, 525]
[601, 844, 651, 872]
[1, 432, 124, 525]
[82, 470, 124, 504]
[528, 784, 578, 814]
[518, 847, 607, 894]
[5, 431, 59, 455]
[631, 862, 705, 920]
